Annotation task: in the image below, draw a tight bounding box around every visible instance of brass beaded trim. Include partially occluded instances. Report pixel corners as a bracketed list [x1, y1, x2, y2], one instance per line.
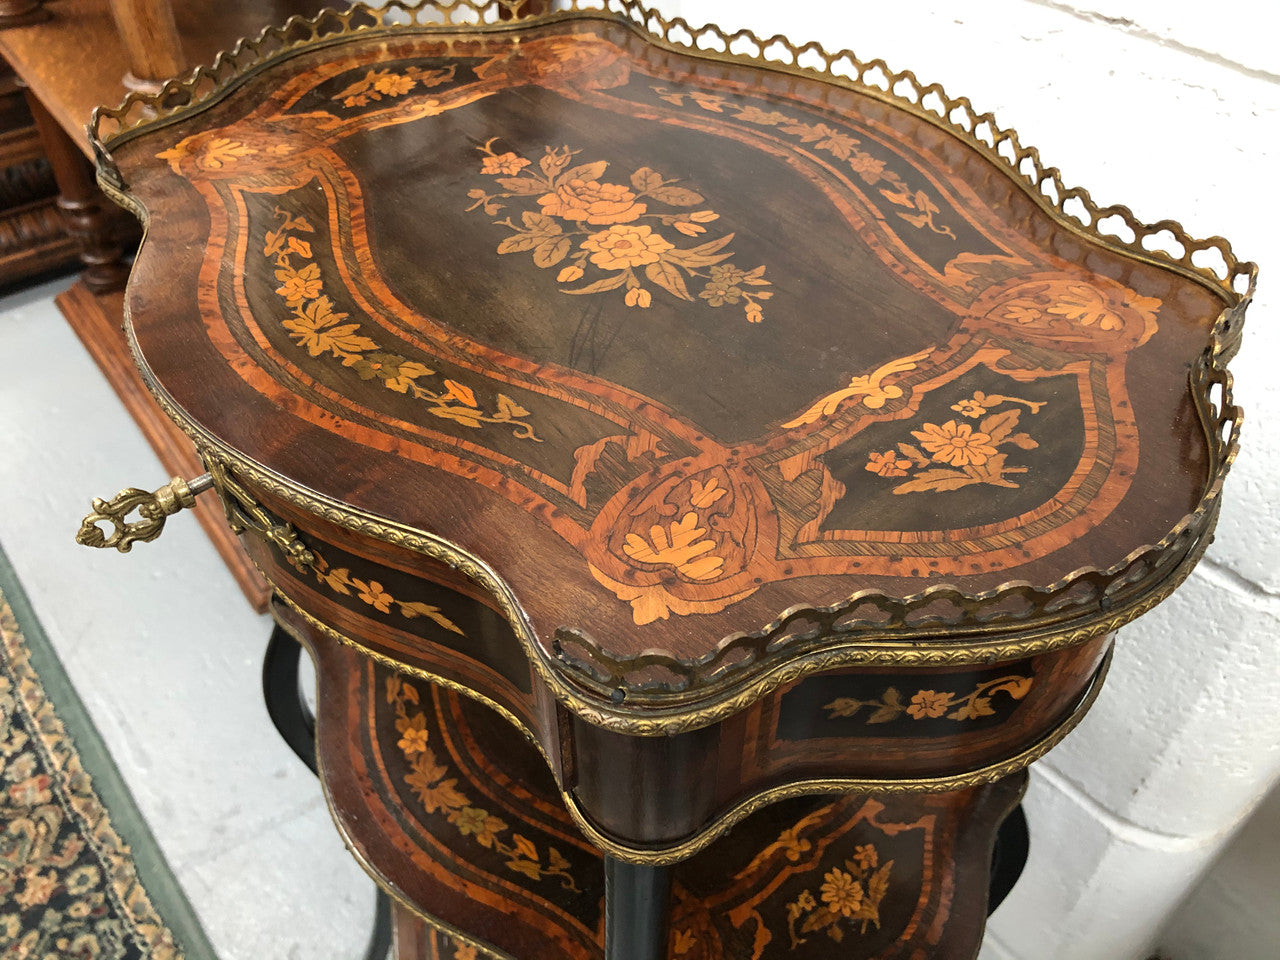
[276, 588, 1112, 865]
[91, 0, 1249, 719]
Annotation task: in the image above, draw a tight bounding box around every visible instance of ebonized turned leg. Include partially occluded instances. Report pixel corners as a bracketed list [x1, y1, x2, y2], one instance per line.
[263, 623, 394, 960]
[988, 802, 1030, 914]
[603, 856, 672, 960]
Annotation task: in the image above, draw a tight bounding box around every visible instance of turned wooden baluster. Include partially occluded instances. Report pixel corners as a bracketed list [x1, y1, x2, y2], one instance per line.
[23, 92, 131, 293]
[106, 0, 185, 94]
[0, 0, 48, 28]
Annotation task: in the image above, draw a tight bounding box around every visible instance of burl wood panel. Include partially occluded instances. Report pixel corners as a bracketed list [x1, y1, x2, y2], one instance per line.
[109, 17, 1231, 668]
[297, 615, 1024, 960]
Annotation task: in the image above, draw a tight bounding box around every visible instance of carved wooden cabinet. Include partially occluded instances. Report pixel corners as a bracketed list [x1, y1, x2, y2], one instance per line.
[76, 3, 1252, 958]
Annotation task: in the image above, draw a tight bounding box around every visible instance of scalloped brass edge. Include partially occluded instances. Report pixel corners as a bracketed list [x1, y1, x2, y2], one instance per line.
[278, 588, 1111, 866]
[552, 488, 1217, 702]
[91, 0, 1246, 727]
[87, 0, 1258, 303]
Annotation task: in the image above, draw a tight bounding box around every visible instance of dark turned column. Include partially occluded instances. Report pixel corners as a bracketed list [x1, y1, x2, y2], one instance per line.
[262, 622, 394, 960]
[23, 90, 131, 292]
[604, 856, 673, 960]
[0, 1, 48, 28]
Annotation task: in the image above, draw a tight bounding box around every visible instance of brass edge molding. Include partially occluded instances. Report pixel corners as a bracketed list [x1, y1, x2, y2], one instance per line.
[551, 510, 1218, 702]
[94, 1, 1246, 719]
[562, 646, 1114, 866]
[178, 349, 1203, 735]
[277, 610, 537, 960]
[212, 421, 1204, 737]
[281, 595, 1112, 867]
[300, 711, 515, 960]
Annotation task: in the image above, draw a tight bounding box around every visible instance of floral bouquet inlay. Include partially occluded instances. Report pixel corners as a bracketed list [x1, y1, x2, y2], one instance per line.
[467, 138, 772, 321]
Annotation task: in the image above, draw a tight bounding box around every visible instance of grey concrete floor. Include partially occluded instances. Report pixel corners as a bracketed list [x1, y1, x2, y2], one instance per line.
[0, 277, 375, 960]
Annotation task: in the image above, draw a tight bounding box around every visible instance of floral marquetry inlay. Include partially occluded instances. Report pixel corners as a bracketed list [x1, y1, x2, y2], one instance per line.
[785, 845, 894, 948]
[110, 13, 1238, 648]
[309, 552, 464, 637]
[387, 674, 579, 893]
[262, 207, 541, 441]
[652, 85, 957, 241]
[865, 392, 1047, 494]
[331, 63, 456, 108]
[467, 139, 772, 321]
[823, 675, 1033, 725]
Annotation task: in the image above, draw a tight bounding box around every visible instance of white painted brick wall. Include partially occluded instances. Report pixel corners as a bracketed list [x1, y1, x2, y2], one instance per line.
[1157, 780, 1280, 957]
[652, 2, 1278, 957]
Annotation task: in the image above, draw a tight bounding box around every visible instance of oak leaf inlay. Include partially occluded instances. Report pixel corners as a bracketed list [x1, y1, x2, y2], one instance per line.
[623, 512, 725, 582]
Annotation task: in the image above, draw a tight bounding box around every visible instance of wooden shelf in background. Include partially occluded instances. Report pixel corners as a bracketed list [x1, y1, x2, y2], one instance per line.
[0, 0, 341, 152]
[2, 1, 339, 609]
[57, 281, 270, 612]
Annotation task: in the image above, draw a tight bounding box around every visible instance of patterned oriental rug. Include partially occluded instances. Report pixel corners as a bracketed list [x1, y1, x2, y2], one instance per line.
[0, 543, 214, 960]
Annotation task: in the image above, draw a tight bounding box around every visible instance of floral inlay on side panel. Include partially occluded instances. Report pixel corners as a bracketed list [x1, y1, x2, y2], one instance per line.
[309, 551, 464, 636]
[467, 139, 772, 321]
[263, 207, 541, 440]
[386, 674, 579, 893]
[785, 844, 894, 947]
[823, 675, 1033, 724]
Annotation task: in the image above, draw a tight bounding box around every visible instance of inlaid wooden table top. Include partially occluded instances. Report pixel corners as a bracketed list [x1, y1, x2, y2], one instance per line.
[91, 3, 1252, 706]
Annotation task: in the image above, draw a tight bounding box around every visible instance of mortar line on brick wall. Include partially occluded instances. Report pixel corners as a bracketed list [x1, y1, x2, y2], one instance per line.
[1026, 0, 1280, 84]
[1034, 763, 1237, 852]
[1198, 557, 1280, 604]
[978, 928, 1017, 959]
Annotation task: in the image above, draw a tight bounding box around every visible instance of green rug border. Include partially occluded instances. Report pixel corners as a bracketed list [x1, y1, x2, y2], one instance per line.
[0, 538, 219, 960]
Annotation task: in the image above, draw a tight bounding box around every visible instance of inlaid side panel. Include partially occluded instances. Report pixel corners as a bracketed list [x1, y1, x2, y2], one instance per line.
[305, 627, 1025, 960]
[569, 634, 1109, 844]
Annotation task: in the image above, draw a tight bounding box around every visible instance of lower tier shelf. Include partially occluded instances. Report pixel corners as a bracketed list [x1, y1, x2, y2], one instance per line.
[293, 608, 1026, 960]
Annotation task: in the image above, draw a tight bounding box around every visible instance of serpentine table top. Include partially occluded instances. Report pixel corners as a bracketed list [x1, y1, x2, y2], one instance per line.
[79, 2, 1253, 956]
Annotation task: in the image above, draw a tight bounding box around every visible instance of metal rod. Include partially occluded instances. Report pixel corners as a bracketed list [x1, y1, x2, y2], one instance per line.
[261, 623, 393, 959]
[604, 855, 672, 960]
